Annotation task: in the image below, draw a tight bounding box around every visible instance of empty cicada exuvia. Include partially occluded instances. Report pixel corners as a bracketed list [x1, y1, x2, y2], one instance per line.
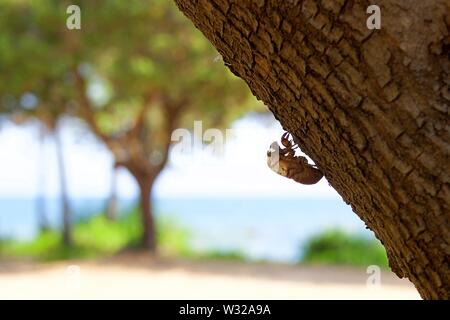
[267, 132, 323, 185]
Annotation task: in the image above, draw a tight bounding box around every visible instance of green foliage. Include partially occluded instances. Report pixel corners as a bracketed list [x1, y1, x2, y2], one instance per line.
[0, 209, 177, 261]
[0, 0, 259, 132]
[0, 208, 245, 262]
[71, 210, 143, 254]
[300, 229, 389, 268]
[156, 216, 193, 257]
[0, 0, 76, 122]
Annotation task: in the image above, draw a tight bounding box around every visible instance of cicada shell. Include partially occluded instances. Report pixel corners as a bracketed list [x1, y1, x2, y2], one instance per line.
[267, 139, 323, 185]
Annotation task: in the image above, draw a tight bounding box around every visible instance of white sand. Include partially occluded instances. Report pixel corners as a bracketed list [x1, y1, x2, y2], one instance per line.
[0, 253, 420, 300]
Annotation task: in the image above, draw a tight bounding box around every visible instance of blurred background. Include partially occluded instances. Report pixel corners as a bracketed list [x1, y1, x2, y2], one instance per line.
[0, 0, 418, 299]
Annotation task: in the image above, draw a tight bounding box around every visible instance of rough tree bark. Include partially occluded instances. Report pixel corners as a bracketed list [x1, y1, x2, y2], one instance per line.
[174, 0, 450, 299]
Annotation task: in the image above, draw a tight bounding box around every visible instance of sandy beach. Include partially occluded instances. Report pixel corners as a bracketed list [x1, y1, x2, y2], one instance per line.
[0, 252, 420, 300]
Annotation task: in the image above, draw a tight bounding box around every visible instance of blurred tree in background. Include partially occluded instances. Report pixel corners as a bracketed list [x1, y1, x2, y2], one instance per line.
[0, 0, 78, 245]
[0, 0, 258, 251]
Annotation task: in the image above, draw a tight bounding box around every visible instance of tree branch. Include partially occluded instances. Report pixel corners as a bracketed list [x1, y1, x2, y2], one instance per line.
[73, 68, 111, 144]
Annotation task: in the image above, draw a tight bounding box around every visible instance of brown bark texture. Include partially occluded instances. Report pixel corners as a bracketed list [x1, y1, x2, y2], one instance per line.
[174, 0, 450, 299]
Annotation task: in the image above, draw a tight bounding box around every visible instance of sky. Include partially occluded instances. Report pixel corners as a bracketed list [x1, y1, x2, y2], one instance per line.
[0, 115, 342, 200]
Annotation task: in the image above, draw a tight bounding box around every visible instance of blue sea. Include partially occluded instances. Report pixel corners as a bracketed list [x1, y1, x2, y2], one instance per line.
[0, 197, 372, 263]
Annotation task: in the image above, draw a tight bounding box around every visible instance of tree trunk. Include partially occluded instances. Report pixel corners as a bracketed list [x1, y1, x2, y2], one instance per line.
[136, 175, 157, 252]
[174, 0, 450, 299]
[36, 122, 49, 232]
[106, 165, 119, 220]
[54, 124, 71, 246]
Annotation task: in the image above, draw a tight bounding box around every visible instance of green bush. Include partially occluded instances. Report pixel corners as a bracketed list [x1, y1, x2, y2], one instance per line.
[195, 250, 246, 261]
[0, 209, 189, 261]
[300, 229, 389, 268]
[0, 208, 245, 262]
